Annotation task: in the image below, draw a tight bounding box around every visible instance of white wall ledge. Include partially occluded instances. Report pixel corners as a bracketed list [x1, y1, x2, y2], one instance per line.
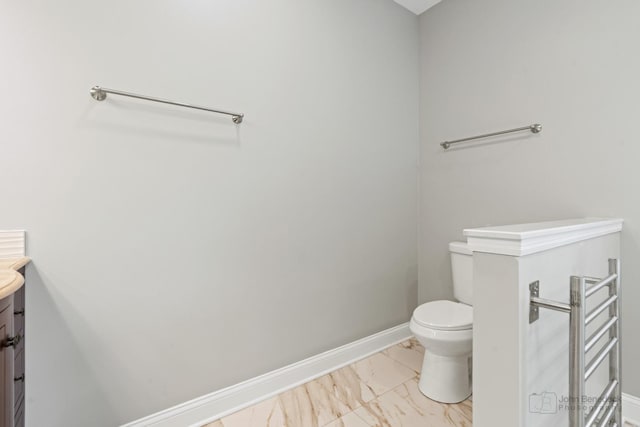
[464, 218, 623, 256]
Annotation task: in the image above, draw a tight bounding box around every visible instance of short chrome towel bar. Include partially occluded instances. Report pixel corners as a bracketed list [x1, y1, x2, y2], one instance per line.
[529, 259, 621, 427]
[90, 86, 244, 124]
[440, 123, 541, 149]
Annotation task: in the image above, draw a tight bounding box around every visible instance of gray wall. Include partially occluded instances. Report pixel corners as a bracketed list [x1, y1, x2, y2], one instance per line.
[0, 1, 419, 425]
[419, 0, 640, 396]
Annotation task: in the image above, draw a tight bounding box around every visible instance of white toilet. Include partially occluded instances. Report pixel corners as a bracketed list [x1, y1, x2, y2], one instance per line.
[410, 241, 473, 403]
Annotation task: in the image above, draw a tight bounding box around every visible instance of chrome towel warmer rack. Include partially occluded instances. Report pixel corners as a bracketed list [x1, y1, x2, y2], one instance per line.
[530, 259, 621, 427]
[440, 123, 541, 149]
[90, 86, 244, 124]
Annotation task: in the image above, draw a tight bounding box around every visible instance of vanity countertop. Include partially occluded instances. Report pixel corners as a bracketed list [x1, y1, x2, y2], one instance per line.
[0, 257, 31, 272]
[0, 257, 31, 300]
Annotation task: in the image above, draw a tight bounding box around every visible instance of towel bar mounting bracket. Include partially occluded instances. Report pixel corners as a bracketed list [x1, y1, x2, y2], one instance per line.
[530, 281, 540, 323]
[529, 280, 572, 324]
[90, 86, 107, 101]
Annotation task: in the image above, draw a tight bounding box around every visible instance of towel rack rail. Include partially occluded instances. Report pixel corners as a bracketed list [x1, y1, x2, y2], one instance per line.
[585, 337, 618, 381]
[585, 316, 618, 352]
[586, 295, 618, 325]
[440, 123, 541, 149]
[585, 379, 617, 427]
[586, 274, 618, 297]
[89, 86, 244, 124]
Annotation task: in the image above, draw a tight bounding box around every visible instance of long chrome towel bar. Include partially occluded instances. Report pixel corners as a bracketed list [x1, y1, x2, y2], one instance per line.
[90, 86, 244, 124]
[440, 123, 541, 149]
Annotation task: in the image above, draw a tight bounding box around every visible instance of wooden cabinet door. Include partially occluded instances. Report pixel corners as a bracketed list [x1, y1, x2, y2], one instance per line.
[0, 296, 13, 427]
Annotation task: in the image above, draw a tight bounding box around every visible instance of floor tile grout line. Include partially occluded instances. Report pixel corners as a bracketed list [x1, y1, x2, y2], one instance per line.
[358, 376, 473, 427]
[318, 409, 366, 427]
[360, 376, 472, 424]
[290, 350, 415, 427]
[309, 349, 422, 427]
[351, 409, 375, 427]
[202, 335, 418, 427]
[350, 378, 420, 427]
[446, 400, 473, 424]
[380, 353, 421, 377]
[374, 348, 420, 373]
[380, 339, 424, 375]
[359, 374, 418, 408]
[316, 349, 418, 427]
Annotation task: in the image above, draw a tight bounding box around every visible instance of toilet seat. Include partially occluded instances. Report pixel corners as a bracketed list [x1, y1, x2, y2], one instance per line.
[412, 300, 473, 331]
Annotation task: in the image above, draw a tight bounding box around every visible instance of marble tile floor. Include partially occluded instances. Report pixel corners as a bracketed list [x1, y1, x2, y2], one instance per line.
[204, 339, 472, 427]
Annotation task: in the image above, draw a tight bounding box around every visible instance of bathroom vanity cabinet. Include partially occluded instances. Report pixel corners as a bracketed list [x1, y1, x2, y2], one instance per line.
[0, 232, 28, 427]
[0, 269, 26, 427]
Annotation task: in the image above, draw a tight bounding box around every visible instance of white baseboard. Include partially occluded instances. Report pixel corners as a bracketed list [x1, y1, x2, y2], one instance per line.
[624, 393, 640, 425]
[121, 323, 412, 427]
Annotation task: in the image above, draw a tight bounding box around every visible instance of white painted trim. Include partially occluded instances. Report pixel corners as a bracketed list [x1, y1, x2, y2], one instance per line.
[121, 323, 412, 427]
[464, 218, 623, 256]
[0, 230, 25, 259]
[623, 393, 640, 425]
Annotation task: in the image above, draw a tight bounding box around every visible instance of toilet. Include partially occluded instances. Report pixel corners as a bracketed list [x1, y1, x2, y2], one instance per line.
[410, 241, 473, 403]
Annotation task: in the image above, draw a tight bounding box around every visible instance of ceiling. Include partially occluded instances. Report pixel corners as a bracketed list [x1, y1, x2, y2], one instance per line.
[393, 0, 442, 15]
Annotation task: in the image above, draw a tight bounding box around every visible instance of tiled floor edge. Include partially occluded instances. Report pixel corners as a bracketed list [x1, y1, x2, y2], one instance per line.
[120, 323, 412, 427]
[381, 338, 424, 374]
[208, 342, 475, 427]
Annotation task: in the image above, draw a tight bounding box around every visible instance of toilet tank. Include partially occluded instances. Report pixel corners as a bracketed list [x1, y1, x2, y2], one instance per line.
[449, 241, 473, 305]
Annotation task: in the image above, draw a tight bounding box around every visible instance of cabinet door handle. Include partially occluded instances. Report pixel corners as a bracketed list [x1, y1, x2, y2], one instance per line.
[14, 375, 24, 382]
[14, 310, 24, 316]
[3, 333, 21, 348]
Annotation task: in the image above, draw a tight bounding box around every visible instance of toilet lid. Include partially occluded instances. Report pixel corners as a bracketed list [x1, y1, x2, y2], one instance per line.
[412, 300, 473, 331]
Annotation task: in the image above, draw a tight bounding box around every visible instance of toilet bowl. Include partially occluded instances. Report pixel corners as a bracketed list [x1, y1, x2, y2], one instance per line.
[409, 241, 473, 403]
